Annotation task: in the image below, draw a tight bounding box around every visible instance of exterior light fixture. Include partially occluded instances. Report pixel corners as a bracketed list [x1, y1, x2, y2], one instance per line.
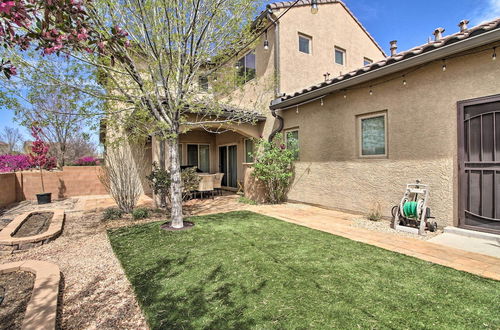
[320, 98, 324, 106]
[403, 75, 407, 86]
[442, 59, 447, 72]
[493, 47, 497, 61]
[369, 87, 373, 95]
[311, 0, 319, 14]
[264, 39, 269, 50]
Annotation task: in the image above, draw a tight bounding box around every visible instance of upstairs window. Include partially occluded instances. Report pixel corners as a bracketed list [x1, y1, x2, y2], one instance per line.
[363, 57, 373, 66]
[335, 47, 345, 65]
[285, 129, 300, 160]
[236, 51, 256, 84]
[298, 34, 311, 54]
[198, 75, 209, 91]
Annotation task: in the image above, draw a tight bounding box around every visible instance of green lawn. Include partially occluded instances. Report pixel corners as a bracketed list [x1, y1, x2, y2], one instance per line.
[108, 211, 500, 329]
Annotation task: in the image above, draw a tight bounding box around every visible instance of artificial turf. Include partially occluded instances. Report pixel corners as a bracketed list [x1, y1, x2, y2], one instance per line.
[108, 211, 500, 329]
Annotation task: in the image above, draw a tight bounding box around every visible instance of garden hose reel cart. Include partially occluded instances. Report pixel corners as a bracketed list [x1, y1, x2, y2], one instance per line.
[392, 180, 437, 236]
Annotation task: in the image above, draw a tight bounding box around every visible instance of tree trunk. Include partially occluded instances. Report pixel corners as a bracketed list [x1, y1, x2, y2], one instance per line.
[168, 137, 184, 228]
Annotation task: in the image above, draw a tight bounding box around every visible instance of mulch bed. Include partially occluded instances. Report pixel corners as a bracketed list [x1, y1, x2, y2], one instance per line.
[160, 221, 195, 231]
[13, 212, 53, 238]
[0, 271, 35, 330]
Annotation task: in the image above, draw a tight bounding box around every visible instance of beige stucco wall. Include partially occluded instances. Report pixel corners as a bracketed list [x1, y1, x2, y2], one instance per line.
[276, 2, 385, 95]
[278, 45, 500, 227]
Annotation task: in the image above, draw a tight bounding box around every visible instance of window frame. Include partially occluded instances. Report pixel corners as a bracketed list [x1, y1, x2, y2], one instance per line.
[363, 57, 373, 66]
[179, 143, 184, 165]
[334, 46, 346, 66]
[357, 111, 388, 159]
[284, 128, 300, 160]
[243, 138, 254, 164]
[298, 33, 312, 54]
[186, 143, 211, 172]
[236, 50, 256, 84]
[198, 75, 209, 92]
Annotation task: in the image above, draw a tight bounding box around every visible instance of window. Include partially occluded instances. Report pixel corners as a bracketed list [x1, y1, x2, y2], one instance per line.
[298, 34, 311, 54]
[359, 113, 387, 157]
[244, 139, 254, 163]
[236, 51, 256, 84]
[285, 130, 299, 160]
[363, 57, 373, 66]
[198, 75, 209, 91]
[335, 47, 345, 65]
[187, 144, 210, 172]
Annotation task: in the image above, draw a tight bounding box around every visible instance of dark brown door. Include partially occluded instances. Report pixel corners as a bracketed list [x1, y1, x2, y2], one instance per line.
[458, 95, 500, 234]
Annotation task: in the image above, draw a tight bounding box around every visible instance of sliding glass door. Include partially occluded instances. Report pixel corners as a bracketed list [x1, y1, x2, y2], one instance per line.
[219, 145, 237, 188]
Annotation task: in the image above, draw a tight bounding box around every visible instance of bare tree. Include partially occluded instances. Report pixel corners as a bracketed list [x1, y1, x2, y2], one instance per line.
[99, 145, 147, 213]
[0, 126, 23, 153]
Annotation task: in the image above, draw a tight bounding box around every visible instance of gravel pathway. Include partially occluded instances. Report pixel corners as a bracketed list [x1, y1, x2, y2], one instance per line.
[0, 199, 149, 330]
[351, 217, 442, 240]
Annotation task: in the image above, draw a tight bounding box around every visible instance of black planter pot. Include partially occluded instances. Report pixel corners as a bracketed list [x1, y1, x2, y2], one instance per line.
[36, 193, 52, 205]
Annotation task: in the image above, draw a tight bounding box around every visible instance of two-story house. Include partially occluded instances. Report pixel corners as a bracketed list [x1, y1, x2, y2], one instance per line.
[150, 0, 386, 190]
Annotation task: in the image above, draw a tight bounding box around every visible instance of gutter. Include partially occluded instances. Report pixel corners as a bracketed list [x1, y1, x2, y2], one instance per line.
[270, 28, 500, 110]
[267, 10, 284, 141]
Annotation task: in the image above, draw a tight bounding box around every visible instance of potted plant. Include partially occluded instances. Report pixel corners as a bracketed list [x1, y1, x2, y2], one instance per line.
[29, 126, 56, 204]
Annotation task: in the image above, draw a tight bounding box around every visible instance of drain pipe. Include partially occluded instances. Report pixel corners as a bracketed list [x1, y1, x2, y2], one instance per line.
[267, 9, 284, 142]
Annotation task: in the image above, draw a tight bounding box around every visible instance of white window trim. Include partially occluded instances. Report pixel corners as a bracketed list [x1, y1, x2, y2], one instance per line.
[334, 47, 346, 66]
[186, 143, 211, 172]
[284, 128, 300, 160]
[358, 112, 388, 158]
[243, 138, 254, 164]
[236, 50, 256, 84]
[298, 33, 312, 55]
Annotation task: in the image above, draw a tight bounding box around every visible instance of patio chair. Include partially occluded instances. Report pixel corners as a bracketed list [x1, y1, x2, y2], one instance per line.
[213, 173, 225, 196]
[197, 174, 215, 199]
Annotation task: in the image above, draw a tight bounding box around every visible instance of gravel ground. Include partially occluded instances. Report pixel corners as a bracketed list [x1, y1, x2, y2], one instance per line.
[0, 199, 150, 330]
[352, 217, 442, 240]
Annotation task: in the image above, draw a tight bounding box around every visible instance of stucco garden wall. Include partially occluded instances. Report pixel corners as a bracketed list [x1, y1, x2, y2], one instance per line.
[0, 173, 17, 207]
[0, 166, 108, 207]
[278, 44, 500, 228]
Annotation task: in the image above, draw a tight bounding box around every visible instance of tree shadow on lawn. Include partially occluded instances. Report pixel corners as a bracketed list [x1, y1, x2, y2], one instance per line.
[131, 253, 263, 330]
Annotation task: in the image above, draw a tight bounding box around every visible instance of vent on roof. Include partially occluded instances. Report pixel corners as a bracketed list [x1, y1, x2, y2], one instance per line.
[459, 20, 470, 32]
[434, 27, 445, 41]
[390, 40, 398, 56]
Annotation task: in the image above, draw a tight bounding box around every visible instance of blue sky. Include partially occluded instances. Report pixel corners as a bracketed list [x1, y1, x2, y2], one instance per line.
[1, 0, 499, 142]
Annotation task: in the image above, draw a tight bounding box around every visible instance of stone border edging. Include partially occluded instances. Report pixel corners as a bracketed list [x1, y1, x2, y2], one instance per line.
[0, 260, 60, 330]
[0, 209, 65, 253]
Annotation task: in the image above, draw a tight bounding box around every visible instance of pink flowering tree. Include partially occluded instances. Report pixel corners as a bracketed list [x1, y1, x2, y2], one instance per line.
[29, 126, 56, 192]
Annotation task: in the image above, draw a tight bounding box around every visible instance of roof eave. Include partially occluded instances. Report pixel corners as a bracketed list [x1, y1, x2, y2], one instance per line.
[270, 27, 500, 110]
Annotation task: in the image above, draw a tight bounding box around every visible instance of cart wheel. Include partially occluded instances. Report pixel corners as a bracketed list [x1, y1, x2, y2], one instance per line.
[428, 222, 438, 232]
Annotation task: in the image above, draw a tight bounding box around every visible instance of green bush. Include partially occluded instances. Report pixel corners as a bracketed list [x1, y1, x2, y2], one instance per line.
[146, 163, 201, 209]
[102, 208, 123, 220]
[132, 208, 150, 220]
[238, 196, 258, 205]
[251, 133, 296, 204]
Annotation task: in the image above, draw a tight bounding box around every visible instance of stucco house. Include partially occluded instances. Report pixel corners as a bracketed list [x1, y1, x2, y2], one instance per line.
[150, 0, 386, 190]
[269, 17, 500, 235]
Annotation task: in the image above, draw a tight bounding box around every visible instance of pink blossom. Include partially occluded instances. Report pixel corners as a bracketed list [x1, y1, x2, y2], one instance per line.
[0, 1, 16, 15]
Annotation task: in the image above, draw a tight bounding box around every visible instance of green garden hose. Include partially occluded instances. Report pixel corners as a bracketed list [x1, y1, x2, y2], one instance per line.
[403, 201, 419, 218]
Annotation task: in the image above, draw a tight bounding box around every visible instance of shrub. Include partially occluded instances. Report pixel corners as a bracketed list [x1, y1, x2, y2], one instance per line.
[73, 156, 100, 166]
[146, 164, 201, 209]
[238, 196, 258, 205]
[99, 146, 147, 213]
[0, 154, 32, 172]
[103, 207, 124, 220]
[132, 208, 150, 220]
[367, 202, 382, 221]
[251, 134, 295, 204]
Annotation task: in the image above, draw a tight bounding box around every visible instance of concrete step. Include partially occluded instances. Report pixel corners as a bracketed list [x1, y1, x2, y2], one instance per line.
[443, 226, 500, 242]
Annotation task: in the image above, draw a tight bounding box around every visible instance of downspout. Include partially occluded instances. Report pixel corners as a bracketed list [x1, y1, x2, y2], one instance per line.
[267, 10, 284, 142]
